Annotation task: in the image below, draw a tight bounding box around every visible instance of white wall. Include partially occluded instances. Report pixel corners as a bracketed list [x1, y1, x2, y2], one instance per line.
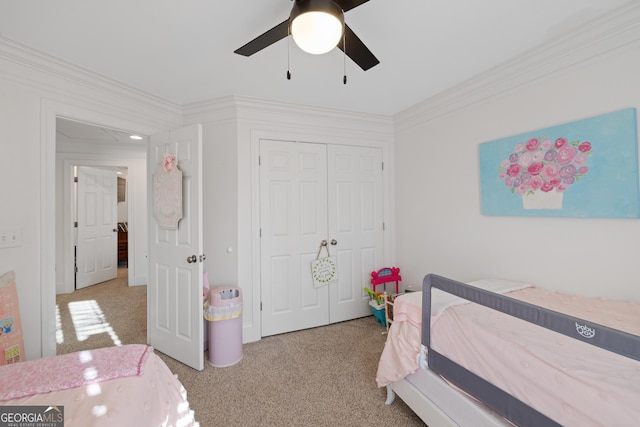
[201, 115, 239, 287]
[0, 68, 43, 361]
[394, 25, 640, 302]
[118, 201, 128, 223]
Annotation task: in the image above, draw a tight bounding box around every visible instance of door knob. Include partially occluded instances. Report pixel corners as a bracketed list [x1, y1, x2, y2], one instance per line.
[187, 255, 197, 263]
[321, 240, 328, 246]
[199, 254, 207, 262]
[330, 239, 337, 245]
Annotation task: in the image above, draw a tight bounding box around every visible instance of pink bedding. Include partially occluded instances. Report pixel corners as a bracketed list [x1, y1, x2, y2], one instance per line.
[0, 345, 198, 426]
[376, 279, 533, 387]
[375, 291, 422, 387]
[376, 283, 640, 427]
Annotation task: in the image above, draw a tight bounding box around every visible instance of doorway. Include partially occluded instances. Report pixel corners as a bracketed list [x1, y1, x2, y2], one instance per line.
[55, 117, 148, 353]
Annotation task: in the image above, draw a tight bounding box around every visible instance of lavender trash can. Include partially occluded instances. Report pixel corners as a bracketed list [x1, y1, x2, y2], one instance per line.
[203, 287, 243, 367]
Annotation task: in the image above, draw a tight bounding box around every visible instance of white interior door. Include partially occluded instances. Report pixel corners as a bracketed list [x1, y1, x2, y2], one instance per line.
[76, 166, 118, 289]
[260, 140, 384, 336]
[260, 140, 329, 336]
[148, 125, 204, 371]
[328, 145, 384, 322]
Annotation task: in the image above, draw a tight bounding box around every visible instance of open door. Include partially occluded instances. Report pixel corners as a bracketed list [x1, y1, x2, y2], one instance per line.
[76, 166, 118, 289]
[148, 125, 204, 371]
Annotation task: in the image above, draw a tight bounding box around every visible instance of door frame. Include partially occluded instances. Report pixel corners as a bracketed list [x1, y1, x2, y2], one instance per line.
[249, 128, 393, 342]
[40, 99, 169, 357]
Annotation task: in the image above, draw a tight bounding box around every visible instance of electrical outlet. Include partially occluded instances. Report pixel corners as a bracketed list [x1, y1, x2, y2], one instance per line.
[0, 229, 22, 248]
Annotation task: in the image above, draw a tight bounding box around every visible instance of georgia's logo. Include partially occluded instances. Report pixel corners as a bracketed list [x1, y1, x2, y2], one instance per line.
[575, 322, 595, 339]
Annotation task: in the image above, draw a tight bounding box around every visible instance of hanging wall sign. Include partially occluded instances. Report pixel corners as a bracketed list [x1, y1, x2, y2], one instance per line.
[153, 153, 183, 229]
[311, 243, 338, 288]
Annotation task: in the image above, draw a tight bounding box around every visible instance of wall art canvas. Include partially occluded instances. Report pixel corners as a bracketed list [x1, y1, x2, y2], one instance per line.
[480, 108, 639, 218]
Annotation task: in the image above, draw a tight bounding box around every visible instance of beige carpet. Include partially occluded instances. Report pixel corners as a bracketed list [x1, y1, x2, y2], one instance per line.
[56, 269, 424, 426]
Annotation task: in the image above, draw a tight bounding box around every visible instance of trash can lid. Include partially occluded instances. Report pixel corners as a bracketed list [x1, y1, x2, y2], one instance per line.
[208, 286, 242, 307]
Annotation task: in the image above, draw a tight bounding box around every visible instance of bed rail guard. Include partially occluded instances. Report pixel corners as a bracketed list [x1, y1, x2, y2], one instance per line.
[421, 273, 640, 427]
[422, 274, 640, 362]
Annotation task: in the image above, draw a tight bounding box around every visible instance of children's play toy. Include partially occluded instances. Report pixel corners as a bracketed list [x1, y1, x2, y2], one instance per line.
[370, 267, 402, 294]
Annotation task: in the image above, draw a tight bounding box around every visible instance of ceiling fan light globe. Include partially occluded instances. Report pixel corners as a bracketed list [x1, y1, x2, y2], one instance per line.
[291, 12, 343, 55]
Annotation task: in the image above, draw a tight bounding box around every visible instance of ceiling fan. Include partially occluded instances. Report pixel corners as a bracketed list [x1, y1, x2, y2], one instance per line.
[234, 0, 380, 71]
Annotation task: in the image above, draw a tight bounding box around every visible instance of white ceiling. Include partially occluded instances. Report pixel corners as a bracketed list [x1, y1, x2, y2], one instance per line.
[56, 118, 148, 144]
[0, 0, 631, 116]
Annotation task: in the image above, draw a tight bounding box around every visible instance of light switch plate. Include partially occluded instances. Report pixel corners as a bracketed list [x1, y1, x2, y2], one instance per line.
[0, 229, 22, 248]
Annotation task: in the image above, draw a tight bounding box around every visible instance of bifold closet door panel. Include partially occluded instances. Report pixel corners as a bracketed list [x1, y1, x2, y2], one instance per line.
[259, 140, 330, 336]
[328, 145, 384, 323]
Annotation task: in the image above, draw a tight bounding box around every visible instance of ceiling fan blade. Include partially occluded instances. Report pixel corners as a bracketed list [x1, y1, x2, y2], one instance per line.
[234, 20, 289, 57]
[338, 24, 379, 71]
[336, 0, 370, 13]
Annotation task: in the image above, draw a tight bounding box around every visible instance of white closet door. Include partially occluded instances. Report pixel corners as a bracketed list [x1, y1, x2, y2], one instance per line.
[328, 145, 384, 323]
[260, 140, 329, 337]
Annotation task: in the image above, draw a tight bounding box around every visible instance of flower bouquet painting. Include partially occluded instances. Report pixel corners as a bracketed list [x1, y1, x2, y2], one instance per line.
[480, 108, 640, 218]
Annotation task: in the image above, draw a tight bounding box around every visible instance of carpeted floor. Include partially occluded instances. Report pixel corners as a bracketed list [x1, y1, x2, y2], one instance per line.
[56, 268, 424, 426]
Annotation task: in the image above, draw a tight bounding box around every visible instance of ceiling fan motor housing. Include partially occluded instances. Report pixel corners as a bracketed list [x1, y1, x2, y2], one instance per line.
[290, 0, 345, 30]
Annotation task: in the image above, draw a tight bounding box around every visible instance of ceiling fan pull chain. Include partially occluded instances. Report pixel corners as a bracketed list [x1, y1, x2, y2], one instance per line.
[343, 29, 347, 85]
[287, 27, 292, 80]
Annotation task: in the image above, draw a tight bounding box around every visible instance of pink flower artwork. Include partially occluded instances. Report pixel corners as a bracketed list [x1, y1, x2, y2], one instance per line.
[482, 108, 639, 218]
[498, 135, 592, 197]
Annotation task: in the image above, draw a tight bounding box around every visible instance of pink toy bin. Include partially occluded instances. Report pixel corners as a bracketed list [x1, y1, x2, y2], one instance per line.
[204, 287, 243, 367]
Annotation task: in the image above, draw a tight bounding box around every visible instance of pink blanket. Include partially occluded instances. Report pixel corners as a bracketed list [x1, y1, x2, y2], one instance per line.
[0, 344, 151, 401]
[2, 346, 197, 426]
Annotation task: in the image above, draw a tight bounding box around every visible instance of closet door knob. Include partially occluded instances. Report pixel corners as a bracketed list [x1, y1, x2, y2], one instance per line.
[187, 255, 197, 264]
[330, 239, 337, 245]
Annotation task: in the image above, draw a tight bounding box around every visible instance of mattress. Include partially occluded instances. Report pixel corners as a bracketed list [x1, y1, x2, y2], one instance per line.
[376, 279, 640, 427]
[0, 344, 198, 426]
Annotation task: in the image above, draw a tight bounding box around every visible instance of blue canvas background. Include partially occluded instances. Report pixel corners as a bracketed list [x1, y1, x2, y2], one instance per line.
[479, 108, 640, 218]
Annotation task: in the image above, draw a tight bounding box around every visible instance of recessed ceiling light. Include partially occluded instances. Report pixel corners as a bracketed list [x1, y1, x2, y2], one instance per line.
[130, 135, 143, 140]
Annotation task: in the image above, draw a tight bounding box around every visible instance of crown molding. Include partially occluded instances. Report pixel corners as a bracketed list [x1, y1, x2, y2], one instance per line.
[394, 1, 640, 133]
[184, 95, 395, 137]
[182, 96, 240, 124]
[0, 35, 182, 126]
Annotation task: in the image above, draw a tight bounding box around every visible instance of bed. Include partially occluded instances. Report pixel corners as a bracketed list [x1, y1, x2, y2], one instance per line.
[0, 344, 198, 426]
[376, 274, 640, 427]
